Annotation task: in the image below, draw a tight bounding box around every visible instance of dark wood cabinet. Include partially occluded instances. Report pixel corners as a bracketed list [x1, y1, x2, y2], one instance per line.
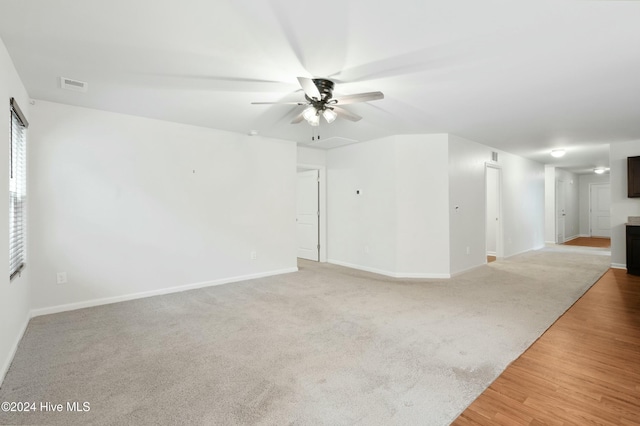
[628, 156, 640, 197]
[626, 225, 640, 275]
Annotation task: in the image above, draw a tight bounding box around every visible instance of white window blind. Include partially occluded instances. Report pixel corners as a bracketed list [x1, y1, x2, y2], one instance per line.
[10, 98, 28, 280]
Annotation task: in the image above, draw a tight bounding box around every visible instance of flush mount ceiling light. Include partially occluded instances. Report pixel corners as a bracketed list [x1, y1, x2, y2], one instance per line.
[594, 168, 606, 174]
[551, 149, 566, 158]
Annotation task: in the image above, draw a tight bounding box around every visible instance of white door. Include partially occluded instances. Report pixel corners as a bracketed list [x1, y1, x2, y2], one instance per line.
[590, 183, 611, 237]
[486, 167, 500, 257]
[297, 170, 319, 261]
[556, 180, 566, 243]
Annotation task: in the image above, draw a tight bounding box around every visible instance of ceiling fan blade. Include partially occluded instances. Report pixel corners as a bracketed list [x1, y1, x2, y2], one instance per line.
[297, 76, 322, 100]
[328, 42, 465, 83]
[269, 0, 307, 70]
[332, 106, 362, 122]
[333, 91, 384, 105]
[251, 101, 305, 105]
[135, 73, 296, 92]
[291, 111, 305, 124]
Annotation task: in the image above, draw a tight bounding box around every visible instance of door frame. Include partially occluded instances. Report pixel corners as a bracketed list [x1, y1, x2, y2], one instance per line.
[485, 163, 504, 259]
[589, 182, 611, 238]
[556, 179, 566, 243]
[297, 163, 327, 263]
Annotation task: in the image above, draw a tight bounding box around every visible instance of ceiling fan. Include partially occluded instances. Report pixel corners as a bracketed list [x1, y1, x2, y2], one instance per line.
[251, 77, 384, 126]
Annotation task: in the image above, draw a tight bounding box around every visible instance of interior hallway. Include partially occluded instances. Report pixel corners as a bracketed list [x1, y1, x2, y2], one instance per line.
[563, 237, 611, 249]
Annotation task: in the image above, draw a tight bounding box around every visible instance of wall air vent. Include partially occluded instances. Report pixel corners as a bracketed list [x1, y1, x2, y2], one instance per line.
[60, 77, 88, 93]
[491, 151, 499, 162]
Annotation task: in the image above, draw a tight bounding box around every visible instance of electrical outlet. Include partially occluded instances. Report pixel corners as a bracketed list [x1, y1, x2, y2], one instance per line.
[56, 272, 67, 284]
[466, 246, 470, 255]
[364, 245, 370, 254]
[250, 251, 257, 260]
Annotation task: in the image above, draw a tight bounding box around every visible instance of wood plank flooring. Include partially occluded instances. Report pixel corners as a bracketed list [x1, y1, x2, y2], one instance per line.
[453, 268, 640, 425]
[563, 237, 611, 248]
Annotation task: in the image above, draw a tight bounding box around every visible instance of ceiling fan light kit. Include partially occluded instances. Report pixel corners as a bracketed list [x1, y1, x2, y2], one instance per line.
[322, 108, 337, 124]
[302, 106, 317, 121]
[308, 114, 320, 127]
[252, 76, 384, 127]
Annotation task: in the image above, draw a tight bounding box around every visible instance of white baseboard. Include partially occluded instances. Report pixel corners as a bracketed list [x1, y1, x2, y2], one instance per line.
[396, 271, 451, 279]
[579, 234, 591, 238]
[563, 235, 580, 243]
[450, 264, 485, 278]
[506, 245, 545, 259]
[1, 313, 30, 387]
[611, 263, 626, 270]
[30, 267, 299, 318]
[327, 259, 397, 277]
[327, 259, 450, 279]
[486, 251, 497, 257]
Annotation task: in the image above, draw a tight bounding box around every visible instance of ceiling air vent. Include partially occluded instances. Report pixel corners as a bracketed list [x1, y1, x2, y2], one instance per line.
[60, 77, 88, 93]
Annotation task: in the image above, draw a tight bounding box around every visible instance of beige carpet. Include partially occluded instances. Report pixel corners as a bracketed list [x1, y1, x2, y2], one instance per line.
[0, 249, 610, 425]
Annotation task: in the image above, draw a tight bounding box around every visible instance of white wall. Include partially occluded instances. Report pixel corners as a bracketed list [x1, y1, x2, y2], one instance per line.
[448, 135, 489, 274]
[0, 37, 31, 384]
[327, 133, 544, 277]
[610, 140, 640, 267]
[448, 135, 545, 273]
[395, 135, 449, 277]
[578, 173, 610, 236]
[28, 101, 297, 314]
[555, 168, 579, 241]
[544, 165, 556, 243]
[486, 167, 499, 255]
[500, 150, 545, 256]
[327, 134, 451, 277]
[327, 136, 398, 274]
[297, 146, 326, 166]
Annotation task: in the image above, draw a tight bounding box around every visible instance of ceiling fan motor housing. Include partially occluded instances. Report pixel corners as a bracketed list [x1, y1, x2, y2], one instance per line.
[311, 78, 335, 100]
[303, 78, 335, 113]
[252, 76, 380, 124]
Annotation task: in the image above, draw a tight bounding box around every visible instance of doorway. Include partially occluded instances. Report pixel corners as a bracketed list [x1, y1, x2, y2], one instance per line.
[297, 169, 319, 261]
[297, 163, 327, 262]
[485, 164, 503, 262]
[590, 183, 611, 238]
[556, 179, 566, 243]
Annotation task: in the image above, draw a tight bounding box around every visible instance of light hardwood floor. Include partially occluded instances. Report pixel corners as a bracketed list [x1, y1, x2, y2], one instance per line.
[453, 268, 640, 425]
[563, 237, 611, 248]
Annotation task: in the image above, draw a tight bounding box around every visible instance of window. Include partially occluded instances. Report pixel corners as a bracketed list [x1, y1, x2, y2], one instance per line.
[10, 98, 28, 280]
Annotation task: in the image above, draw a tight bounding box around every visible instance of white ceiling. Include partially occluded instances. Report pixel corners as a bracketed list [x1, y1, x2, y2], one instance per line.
[2, 0, 639, 173]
